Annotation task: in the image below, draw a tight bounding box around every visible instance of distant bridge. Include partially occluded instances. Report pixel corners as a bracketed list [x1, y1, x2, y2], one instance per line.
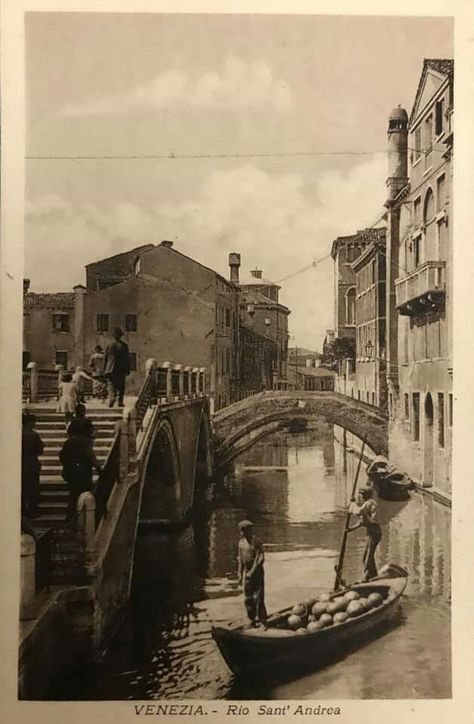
[213, 390, 388, 467]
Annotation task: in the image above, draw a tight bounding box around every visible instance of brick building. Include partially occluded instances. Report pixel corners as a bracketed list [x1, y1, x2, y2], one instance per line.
[351, 232, 387, 408]
[385, 59, 453, 496]
[229, 254, 290, 394]
[78, 241, 239, 411]
[24, 242, 240, 412]
[330, 228, 386, 342]
[23, 279, 84, 371]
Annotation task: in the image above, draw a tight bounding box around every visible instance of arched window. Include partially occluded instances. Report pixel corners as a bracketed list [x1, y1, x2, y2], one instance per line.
[346, 287, 356, 325]
[423, 188, 435, 223]
[423, 188, 436, 260]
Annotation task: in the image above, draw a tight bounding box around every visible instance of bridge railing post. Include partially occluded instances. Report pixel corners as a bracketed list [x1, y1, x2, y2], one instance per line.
[118, 419, 129, 483]
[174, 364, 184, 400]
[199, 367, 206, 397]
[184, 366, 192, 399]
[77, 492, 96, 574]
[123, 405, 137, 461]
[27, 362, 38, 403]
[162, 361, 172, 402]
[193, 367, 200, 397]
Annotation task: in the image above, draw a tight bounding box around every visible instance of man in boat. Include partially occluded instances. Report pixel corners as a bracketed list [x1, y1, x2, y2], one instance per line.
[348, 486, 382, 581]
[237, 520, 268, 629]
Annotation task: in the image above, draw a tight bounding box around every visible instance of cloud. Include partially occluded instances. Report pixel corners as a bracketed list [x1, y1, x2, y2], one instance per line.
[56, 57, 292, 117]
[25, 154, 386, 349]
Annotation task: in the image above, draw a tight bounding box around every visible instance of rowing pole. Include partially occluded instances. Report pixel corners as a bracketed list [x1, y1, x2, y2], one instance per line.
[333, 434, 368, 591]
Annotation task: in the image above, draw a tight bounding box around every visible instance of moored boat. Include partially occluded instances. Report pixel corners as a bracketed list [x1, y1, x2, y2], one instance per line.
[374, 471, 413, 501]
[367, 457, 413, 501]
[212, 565, 408, 677]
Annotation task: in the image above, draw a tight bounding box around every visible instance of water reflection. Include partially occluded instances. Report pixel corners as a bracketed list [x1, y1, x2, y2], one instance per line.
[91, 421, 450, 700]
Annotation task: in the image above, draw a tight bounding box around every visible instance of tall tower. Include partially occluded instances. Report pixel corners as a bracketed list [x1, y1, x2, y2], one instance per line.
[386, 105, 408, 202]
[385, 104, 408, 399]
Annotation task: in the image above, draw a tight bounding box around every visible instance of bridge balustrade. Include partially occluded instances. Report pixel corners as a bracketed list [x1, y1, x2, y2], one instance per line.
[94, 430, 121, 526]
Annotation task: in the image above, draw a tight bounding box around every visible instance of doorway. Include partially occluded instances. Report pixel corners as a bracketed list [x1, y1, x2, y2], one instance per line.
[424, 392, 434, 486]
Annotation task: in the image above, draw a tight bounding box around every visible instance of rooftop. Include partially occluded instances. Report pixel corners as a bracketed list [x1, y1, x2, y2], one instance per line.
[410, 58, 454, 125]
[24, 292, 75, 309]
[330, 227, 386, 259]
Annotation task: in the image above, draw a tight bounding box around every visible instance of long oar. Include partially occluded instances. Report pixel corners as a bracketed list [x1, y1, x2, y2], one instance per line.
[333, 434, 368, 591]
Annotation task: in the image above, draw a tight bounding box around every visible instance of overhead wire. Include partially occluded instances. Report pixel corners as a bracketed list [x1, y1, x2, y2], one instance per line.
[26, 146, 436, 161]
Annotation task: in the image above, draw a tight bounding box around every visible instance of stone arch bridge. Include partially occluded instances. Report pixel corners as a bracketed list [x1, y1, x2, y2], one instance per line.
[213, 391, 388, 468]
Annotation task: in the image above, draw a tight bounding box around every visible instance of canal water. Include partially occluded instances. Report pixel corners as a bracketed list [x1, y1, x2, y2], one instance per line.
[82, 421, 451, 700]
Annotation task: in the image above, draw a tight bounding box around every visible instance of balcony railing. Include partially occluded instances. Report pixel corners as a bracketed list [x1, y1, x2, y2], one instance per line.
[395, 260, 446, 316]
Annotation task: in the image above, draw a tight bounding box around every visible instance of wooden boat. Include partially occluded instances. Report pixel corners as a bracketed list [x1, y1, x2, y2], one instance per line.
[373, 471, 413, 501]
[366, 457, 413, 501]
[285, 417, 308, 433]
[212, 565, 408, 677]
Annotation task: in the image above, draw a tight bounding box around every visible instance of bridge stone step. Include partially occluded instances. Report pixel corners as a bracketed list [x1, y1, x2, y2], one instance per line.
[39, 429, 115, 440]
[30, 409, 123, 418]
[38, 502, 68, 516]
[40, 446, 109, 457]
[35, 420, 117, 430]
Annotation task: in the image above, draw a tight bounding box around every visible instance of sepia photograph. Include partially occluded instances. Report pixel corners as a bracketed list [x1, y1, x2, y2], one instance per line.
[10, 8, 458, 705]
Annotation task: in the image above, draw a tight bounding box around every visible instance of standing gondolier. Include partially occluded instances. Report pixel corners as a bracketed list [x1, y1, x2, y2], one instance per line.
[348, 485, 382, 581]
[104, 327, 130, 408]
[237, 520, 268, 629]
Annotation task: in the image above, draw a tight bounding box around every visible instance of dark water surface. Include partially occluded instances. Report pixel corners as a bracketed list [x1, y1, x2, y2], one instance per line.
[89, 424, 451, 700]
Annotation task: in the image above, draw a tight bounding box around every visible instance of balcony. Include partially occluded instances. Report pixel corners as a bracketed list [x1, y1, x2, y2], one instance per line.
[395, 260, 446, 316]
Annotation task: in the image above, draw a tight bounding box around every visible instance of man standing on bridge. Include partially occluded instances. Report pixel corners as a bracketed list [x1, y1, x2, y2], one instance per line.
[237, 520, 268, 629]
[104, 327, 130, 408]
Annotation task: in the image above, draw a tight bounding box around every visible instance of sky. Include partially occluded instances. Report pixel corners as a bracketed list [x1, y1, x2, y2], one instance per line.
[25, 13, 453, 350]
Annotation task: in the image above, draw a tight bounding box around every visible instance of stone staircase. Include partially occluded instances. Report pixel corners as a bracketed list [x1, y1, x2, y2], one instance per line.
[27, 406, 124, 530]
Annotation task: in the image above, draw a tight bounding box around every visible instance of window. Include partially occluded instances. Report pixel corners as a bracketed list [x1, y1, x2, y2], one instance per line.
[129, 352, 137, 371]
[449, 393, 453, 427]
[424, 115, 433, 151]
[414, 197, 421, 226]
[389, 393, 394, 419]
[414, 127, 422, 162]
[55, 351, 68, 368]
[96, 314, 109, 332]
[413, 236, 421, 267]
[52, 313, 70, 332]
[225, 308, 231, 328]
[436, 174, 446, 211]
[346, 287, 356, 325]
[125, 314, 137, 332]
[404, 393, 410, 420]
[435, 99, 444, 136]
[22, 351, 31, 369]
[412, 392, 420, 441]
[134, 256, 141, 276]
[438, 393, 445, 447]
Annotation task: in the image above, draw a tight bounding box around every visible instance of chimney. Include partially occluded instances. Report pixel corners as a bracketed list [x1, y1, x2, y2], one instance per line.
[251, 269, 263, 279]
[23, 279, 30, 294]
[229, 252, 241, 283]
[161, 240, 174, 249]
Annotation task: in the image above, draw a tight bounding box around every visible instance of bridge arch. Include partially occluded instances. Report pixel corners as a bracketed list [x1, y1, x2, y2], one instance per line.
[140, 416, 182, 523]
[213, 392, 388, 468]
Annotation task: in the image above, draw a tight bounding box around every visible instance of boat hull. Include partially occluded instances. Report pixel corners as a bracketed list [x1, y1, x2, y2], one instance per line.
[212, 575, 407, 677]
[371, 474, 412, 501]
